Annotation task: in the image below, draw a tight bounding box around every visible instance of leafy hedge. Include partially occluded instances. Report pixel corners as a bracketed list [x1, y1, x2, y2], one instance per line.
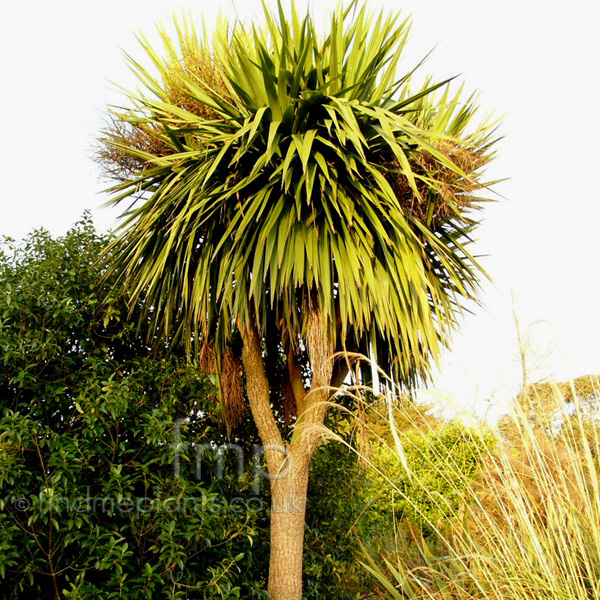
[0, 217, 269, 599]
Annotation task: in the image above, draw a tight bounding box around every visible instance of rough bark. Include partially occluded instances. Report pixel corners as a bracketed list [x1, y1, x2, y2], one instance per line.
[239, 319, 284, 474]
[267, 453, 310, 600]
[239, 311, 333, 600]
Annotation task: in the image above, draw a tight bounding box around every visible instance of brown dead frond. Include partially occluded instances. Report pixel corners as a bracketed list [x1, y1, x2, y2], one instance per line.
[199, 340, 245, 436]
[199, 339, 217, 375]
[96, 119, 171, 183]
[164, 49, 232, 120]
[96, 50, 232, 183]
[274, 376, 297, 427]
[384, 140, 486, 224]
[220, 346, 245, 435]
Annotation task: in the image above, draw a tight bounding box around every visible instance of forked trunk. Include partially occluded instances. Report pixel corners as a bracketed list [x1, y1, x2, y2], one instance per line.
[239, 311, 333, 600]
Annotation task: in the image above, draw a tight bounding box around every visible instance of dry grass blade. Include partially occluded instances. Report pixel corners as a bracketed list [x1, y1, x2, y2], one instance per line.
[361, 379, 600, 600]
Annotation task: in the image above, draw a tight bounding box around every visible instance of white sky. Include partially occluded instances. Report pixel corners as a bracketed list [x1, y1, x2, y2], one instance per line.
[2, 0, 599, 420]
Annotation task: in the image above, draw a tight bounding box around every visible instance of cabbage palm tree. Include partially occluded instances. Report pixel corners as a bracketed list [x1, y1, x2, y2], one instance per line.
[98, 2, 497, 598]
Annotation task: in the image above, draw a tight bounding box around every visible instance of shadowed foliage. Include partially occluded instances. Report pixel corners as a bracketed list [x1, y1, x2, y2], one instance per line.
[0, 218, 272, 599]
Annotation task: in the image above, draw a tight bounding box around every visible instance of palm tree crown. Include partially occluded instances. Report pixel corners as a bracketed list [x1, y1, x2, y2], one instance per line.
[98, 1, 497, 407]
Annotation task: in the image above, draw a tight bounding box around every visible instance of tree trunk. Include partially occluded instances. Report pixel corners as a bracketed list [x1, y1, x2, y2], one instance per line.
[268, 455, 310, 600]
[239, 310, 333, 600]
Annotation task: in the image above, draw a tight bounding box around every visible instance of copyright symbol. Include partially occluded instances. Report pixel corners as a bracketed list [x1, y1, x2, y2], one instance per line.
[13, 497, 30, 511]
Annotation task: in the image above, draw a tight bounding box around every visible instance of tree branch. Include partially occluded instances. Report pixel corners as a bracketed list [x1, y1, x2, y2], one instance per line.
[287, 347, 307, 415]
[238, 319, 284, 473]
[291, 308, 334, 457]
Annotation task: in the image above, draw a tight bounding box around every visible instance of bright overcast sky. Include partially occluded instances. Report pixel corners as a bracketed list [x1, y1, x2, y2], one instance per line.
[2, 0, 599, 420]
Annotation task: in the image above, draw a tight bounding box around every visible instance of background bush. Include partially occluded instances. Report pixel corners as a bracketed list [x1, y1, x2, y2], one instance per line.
[0, 217, 269, 599]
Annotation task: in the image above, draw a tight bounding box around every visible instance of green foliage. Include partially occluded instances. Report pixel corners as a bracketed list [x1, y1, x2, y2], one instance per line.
[97, 0, 498, 385]
[0, 217, 270, 599]
[304, 405, 494, 598]
[2, 219, 457, 599]
[499, 374, 600, 443]
[361, 423, 492, 541]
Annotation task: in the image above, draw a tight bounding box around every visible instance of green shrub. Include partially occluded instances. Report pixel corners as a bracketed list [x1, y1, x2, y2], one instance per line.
[303, 402, 493, 598]
[0, 217, 269, 599]
[0, 217, 500, 599]
[303, 411, 371, 599]
[361, 422, 492, 542]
